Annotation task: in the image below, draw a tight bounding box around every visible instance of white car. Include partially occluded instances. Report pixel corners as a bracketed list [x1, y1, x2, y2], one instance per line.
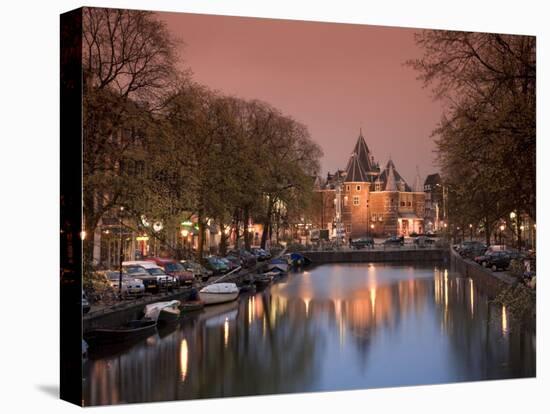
[123, 261, 171, 291]
[105, 271, 145, 298]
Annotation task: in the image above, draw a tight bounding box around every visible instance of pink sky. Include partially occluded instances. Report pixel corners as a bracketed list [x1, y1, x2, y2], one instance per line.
[158, 11, 444, 185]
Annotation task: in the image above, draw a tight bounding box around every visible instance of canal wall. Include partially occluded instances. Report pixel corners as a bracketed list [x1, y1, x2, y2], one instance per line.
[83, 288, 193, 333]
[302, 248, 448, 264]
[449, 247, 516, 297]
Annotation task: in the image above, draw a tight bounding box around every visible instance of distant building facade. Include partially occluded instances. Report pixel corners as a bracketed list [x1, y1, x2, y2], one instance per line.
[313, 131, 429, 239]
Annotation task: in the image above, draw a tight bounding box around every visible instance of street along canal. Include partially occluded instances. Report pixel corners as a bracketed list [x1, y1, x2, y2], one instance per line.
[83, 262, 536, 406]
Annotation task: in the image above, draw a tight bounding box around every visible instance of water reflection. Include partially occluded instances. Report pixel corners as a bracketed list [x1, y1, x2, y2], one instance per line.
[83, 263, 535, 406]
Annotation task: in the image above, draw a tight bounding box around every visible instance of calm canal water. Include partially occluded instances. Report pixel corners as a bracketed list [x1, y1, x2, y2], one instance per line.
[83, 262, 536, 406]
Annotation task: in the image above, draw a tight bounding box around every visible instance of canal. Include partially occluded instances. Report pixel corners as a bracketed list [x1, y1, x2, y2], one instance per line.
[83, 262, 536, 406]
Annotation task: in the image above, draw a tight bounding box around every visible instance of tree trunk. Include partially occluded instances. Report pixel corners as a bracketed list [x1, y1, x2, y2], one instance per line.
[261, 200, 274, 249]
[197, 207, 205, 263]
[243, 205, 250, 250]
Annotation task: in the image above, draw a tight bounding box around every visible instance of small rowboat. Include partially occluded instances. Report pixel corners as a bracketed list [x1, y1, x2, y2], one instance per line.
[85, 319, 157, 345]
[144, 300, 181, 324]
[199, 283, 239, 306]
[180, 300, 205, 313]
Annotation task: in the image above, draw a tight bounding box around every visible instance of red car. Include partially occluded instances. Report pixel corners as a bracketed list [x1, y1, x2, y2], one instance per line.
[145, 257, 195, 286]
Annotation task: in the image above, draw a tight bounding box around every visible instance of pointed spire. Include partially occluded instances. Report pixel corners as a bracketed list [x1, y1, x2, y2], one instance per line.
[385, 162, 397, 191]
[413, 166, 423, 192]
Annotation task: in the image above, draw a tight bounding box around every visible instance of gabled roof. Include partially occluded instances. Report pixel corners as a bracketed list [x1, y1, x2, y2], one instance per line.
[344, 153, 368, 182]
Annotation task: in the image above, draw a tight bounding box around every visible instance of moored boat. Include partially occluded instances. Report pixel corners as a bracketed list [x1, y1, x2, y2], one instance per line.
[85, 319, 157, 345]
[180, 300, 205, 313]
[144, 300, 181, 324]
[267, 257, 289, 273]
[199, 283, 239, 306]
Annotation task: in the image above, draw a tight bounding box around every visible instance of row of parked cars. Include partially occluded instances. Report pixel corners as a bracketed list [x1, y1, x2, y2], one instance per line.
[96, 248, 273, 298]
[350, 234, 437, 249]
[455, 241, 527, 272]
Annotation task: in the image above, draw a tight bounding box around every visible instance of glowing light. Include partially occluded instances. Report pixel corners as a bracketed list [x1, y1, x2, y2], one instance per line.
[181, 229, 189, 238]
[224, 317, 229, 347]
[80, 230, 86, 240]
[469, 278, 474, 317]
[304, 297, 311, 316]
[502, 306, 508, 335]
[179, 339, 188, 382]
[500, 224, 505, 232]
[510, 211, 516, 220]
[444, 269, 449, 309]
[370, 287, 376, 315]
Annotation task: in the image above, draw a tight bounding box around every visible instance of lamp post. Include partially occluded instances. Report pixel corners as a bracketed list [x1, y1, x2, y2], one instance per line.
[469, 223, 473, 241]
[499, 224, 505, 245]
[118, 206, 125, 298]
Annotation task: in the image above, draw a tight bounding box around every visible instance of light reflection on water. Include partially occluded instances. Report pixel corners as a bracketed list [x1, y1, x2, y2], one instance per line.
[83, 263, 536, 406]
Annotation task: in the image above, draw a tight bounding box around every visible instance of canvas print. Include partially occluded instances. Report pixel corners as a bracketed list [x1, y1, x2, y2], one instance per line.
[60, 6, 536, 407]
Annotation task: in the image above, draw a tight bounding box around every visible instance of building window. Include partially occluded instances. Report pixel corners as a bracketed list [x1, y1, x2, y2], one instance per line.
[353, 196, 360, 206]
[346, 185, 350, 192]
[344, 196, 348, 206]
[375, 182, 380, 191]
[346, 224, 351, 234]
[401, 201, 405, 207]
[356, 185, 361, 191]
[407, 201, 412, 207]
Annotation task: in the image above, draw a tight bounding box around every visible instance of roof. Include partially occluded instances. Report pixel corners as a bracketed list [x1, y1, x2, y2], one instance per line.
[385, 163, 397, 191]
[412, 168, 423, 192]
[379, 159, 411, 191]
[343, 130, 379, 182]
[344, 153, 368, 182]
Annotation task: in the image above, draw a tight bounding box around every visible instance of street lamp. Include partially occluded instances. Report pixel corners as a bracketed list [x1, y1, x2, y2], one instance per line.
[499, 224, 505, 245]
[469, 223, 473, 241]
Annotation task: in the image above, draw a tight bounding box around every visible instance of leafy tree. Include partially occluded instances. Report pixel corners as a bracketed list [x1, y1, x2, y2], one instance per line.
[408, 31, 535, 246]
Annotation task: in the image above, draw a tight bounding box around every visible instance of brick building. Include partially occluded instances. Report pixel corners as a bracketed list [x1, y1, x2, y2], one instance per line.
[314, 131, 426, 239]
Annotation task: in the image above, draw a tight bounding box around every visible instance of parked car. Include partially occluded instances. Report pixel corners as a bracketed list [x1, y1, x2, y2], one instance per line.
[351, 237, 374, 249]
[485, 251, 511, 271]
[228, 249, 258, 267]
[105, 270, 145, 298]
[203, 256, 229, 275]
[383, 235, 404, 246]
[458, 241, 486, 258]
[225, 253, 244, 268]
[251, 248, 270, 261]
[181, 260, 212, 281]
[146, 257, 194, 286]
[413, 235, 436, 246]
[122, 261, 167, 293]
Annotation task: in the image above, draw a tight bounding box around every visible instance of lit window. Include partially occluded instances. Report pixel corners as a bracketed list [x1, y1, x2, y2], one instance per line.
[353, 196, 360, 206]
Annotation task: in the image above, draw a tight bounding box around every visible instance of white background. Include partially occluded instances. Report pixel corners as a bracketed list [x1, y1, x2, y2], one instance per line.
[0, 0, 547, 412]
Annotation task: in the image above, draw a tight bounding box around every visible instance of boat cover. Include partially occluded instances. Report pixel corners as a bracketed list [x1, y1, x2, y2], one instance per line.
[200, 282, 239, 294]
[144, 300, 181, 321]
